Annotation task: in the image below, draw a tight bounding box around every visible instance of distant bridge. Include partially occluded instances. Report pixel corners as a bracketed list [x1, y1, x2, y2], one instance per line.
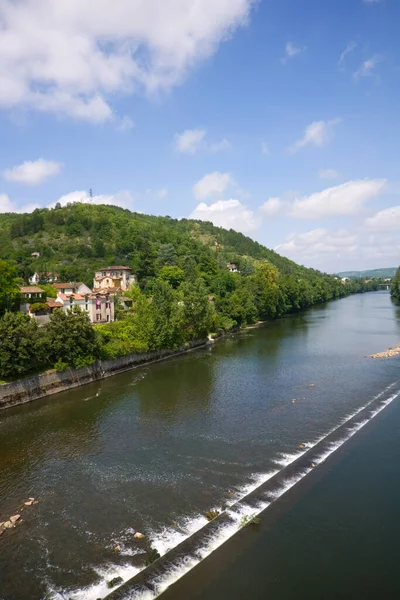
[377, 283, 392, 290]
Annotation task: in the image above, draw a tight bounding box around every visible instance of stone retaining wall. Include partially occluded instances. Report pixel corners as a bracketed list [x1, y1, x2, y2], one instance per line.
[0, 340, 208, 411]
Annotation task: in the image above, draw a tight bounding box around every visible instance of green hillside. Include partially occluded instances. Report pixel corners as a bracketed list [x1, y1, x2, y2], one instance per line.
[337, 268, 397, 279]
[0, 202, 316, 285]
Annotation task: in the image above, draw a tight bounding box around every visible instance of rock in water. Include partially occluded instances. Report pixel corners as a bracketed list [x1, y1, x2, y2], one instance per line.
[10, 515, 21, 523]
[114, 545, 121, 552]
[107, 577, 124, 589]
[133, 532, 145, 539]
[24, 500, 33, 506]
[4, 521, 13, 529]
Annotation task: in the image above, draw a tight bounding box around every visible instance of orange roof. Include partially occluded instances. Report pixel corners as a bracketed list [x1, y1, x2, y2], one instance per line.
[54, 282, 76, 289]
[47, 300, 63, 308]
[20, 286, 44, 294]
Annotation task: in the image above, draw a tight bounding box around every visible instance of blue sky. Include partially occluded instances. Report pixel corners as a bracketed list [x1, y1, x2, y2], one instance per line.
[0, 0, 399, 272]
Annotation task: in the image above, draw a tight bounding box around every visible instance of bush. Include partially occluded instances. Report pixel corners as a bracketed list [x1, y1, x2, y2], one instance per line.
[54, 359, 69, 372]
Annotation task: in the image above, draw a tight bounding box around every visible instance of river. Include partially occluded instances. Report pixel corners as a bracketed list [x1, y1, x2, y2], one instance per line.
[0, 291, 399, 600]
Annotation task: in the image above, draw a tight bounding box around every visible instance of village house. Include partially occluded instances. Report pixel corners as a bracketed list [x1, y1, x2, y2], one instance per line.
[29, 272, 59, 285]
[93, 266, 136, 292]
[226, 262, 238, 273]
[56, 292, 115, 323]
[19, 286, 46, 314]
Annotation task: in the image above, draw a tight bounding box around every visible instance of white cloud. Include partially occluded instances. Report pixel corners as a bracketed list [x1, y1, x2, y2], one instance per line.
[193, 172, 234, 200]
[190, 199, 258, 233]
[174, 129, 231, 154]
[0, 193, 40, 213]
[0, 0, 255, 122]
[260, 197, 282, 216]
[354, 54, 383, 79]
[289, 119, 341, 153]
[3, 158, 62, 185]
[289, 179, 386, 220]
[319, 169, 340, 180]
[209, 138, 231, 153]
[365, 206, 400, 231]
[281, 42, 306, 64]
[174, 129, 207, 154]
[49, 190, 134, 210]
[276, 228, 358, 261]
[338, 41, 357, 66]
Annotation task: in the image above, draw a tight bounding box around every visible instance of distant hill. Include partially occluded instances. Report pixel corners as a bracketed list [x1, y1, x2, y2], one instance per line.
[337, 268, 397, 279]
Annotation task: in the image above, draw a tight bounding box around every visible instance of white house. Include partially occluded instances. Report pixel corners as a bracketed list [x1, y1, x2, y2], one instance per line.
[29, 272, 59, 285]
[226, 262, 238, 273]
[56, 292, 115, 324]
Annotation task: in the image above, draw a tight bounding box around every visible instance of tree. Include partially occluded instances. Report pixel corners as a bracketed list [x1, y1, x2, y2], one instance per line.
[0, 312, 41, 378]
[41, 306, 100, 368]
[157, 243, 177, 266]
[180, 279, 214, 340]
[150, 280, 183, 349]
[391, 267, 400, 303]
[0, 259, 21, 317]
[159, 266, 185, 289]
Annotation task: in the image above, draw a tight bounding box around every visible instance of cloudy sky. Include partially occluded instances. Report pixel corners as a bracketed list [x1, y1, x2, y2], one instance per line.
[0, 0, 399, 273]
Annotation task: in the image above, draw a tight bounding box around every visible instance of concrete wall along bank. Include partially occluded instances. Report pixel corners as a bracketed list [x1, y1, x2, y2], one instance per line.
[0, 340, 207, 410]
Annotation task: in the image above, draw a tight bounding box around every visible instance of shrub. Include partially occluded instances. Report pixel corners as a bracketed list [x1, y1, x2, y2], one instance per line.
[205, 510, 220, 521]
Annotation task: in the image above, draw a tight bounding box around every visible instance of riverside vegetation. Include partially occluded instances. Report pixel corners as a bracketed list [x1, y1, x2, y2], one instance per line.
[0, 203, 380, 381]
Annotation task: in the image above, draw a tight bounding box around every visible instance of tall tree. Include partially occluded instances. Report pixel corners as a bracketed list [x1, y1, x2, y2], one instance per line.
[0, 259, 21, 317]
[0, 312, 41, 378]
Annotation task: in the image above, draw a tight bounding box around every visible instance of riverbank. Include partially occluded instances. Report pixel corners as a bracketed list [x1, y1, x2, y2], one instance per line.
[0, 340, 208, 411]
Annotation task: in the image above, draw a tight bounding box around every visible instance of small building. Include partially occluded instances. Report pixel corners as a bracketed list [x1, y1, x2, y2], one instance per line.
[56, 292, 115, 324]
[226, 262, 238, 273]
[31, 252, 40, 259]
[93, 266, 136, 292]
[29, 272, 59, 285]
[54, 282, 92, 295]
[19, 286, 46, 315]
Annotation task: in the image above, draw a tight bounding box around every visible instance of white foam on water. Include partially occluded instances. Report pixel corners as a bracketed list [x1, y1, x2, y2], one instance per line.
[147, 514, 208, 557]
[49, 563, 141, 600]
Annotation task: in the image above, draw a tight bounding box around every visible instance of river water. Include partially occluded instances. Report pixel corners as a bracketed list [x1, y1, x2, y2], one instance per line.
[0, 292, 399, 600]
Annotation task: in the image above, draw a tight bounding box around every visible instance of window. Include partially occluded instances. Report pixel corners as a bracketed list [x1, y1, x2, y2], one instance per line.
[106, 315, 110, 322]
[96, 314, 101, 321]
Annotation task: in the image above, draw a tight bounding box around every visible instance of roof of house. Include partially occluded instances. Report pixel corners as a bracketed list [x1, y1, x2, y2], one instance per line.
[20, 286, 45, 294]
[92, 286, 121, 293]
[98, 266, 132, 271]
[46, 300, 63, 308]
[54, 282, 76, 289]
[58, 293, 86, 302]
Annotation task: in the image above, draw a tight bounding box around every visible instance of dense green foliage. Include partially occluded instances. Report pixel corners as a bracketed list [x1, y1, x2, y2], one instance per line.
[0, 259, 21, 317]
[0, 203, 381, 379]
[391, 267, 400, 303]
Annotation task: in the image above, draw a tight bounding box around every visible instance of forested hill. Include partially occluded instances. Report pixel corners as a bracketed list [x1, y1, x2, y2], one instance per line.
[1, 202, 322, 285]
